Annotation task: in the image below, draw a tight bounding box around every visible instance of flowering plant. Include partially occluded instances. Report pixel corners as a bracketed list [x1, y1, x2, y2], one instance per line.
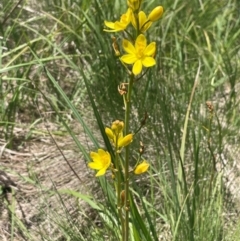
[88, 1, 163, 240]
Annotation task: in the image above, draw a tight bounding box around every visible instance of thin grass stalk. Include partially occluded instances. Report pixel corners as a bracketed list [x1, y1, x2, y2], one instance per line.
[177, 61, 201, 202]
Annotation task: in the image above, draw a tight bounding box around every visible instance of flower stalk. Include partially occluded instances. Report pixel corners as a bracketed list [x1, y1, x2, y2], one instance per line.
[115, 144, 125, 239]
[88, 2, 164, 241]
[123, 73, 134, 241]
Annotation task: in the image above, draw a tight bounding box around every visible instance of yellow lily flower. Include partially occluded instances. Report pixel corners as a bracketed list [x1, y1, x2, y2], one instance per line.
[88, 149, 111, 177]
[134, 160, 150, 174]
[120, 34, 156, 75]
[104, 8, 132, 32]
[131, 11, 152, 32]
[131, 6, 164, 32]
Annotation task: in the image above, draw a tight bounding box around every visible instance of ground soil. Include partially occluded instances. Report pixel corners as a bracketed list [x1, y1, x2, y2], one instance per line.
[0, 119, 100, 241]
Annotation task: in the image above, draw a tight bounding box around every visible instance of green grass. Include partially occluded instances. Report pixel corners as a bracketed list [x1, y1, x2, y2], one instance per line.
[0, 0, 240, 240]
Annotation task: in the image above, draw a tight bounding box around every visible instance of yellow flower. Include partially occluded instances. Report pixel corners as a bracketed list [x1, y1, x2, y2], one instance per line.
[134, 160, 150, 174]
[120, 34, 156, 75]
[148, 6, 164, 22]
[88, 149, 111, 176]
[118, 134, 133, 147]
[105, 121, 133, 148]
[131, 7, 164, 32]
[104, 8, 132, 32]
[131, 11, 152, 32]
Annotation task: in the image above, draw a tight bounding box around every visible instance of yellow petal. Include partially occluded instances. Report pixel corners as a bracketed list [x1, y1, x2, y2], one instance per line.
[104, 29, 121, 33]
[114, 21, 128, 30]
[96, 168, 107, 177]
[104, 21, 115, 29]
[104, 21, 128, 32]
[134, 161, 149, 174]
[98, 149, 106, 156]
[141, 21, 152, 32]
[138, 11, 147, 30]
[143, 42, 156, 56]
[131, 11, 137, 29]
[118, 134, 133, 147]
[120, 54, 138, 64]
[132, 59, 143, 75]
[122, 39, 136, 54]
[88, 162, 101, 170]
[105, 127, 114, 140]
[135, 34, 147, 51]
[142, 57, 156, 67]
[90, 152, 101, 162]
[120, 8, 132, 24]
[148, 6, 163, 22]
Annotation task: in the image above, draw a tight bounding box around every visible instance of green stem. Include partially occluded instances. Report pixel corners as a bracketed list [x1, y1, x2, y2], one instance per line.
[115, 148, 125, 239]
[124, 74, 134, 241]
[135, 12, 140, 37]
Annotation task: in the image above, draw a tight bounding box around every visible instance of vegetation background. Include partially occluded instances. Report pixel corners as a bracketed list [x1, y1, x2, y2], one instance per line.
[0, 0, 240, 240]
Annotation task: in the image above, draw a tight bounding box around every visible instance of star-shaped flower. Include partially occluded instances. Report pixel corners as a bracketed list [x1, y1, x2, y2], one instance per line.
[88, 149, 111, 177]
[120, 34, 156, 75]
[104, 8, 132, 32]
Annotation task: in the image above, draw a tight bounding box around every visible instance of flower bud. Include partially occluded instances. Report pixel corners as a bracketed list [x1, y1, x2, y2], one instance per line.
[134, 160, 149, 174]
[118, 133, 133, 147]
[127, 0, 142, 11]
[148, 6, 164, 22]
[112, 36, 120, 56]
[105, 127, 114, 140]
[120, 190, 125, 206]
[111, 120, 124, 134]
